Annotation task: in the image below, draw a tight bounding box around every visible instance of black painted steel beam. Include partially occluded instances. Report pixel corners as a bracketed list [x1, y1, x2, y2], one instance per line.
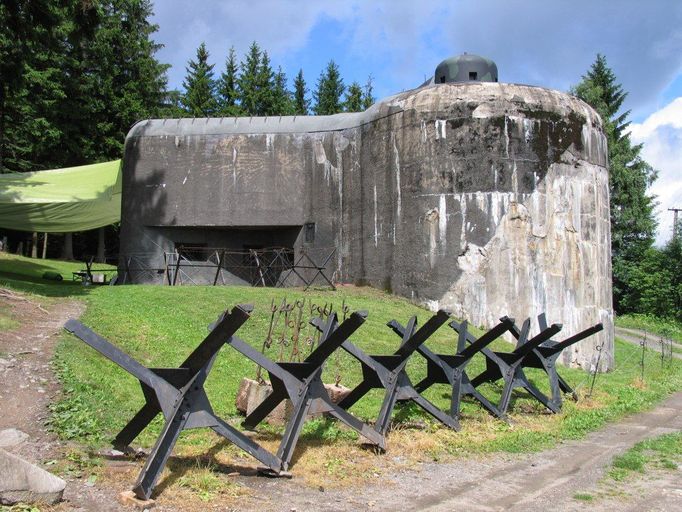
[455, 317, 564, 414]
[394, 316, 515, 424]
[320, 310, 459, 435]
[234, 310, 385, 470]
[510, 314, 604, 409]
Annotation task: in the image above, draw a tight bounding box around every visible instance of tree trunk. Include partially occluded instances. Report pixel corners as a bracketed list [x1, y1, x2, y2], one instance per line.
[31, 232, 38, 258]
[42, 233, 48, 259]
[96, 227, 105, 263]
[17, 241, 23, 256]
[62, 233, 74, 260]
[0, 84, 5, 173]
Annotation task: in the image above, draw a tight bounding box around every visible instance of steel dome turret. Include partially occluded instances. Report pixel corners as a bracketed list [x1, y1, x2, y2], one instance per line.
[434, 53, 498, 83]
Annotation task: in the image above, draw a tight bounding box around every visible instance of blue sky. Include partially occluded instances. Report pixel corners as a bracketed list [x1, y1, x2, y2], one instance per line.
[150, 0, 682, 244]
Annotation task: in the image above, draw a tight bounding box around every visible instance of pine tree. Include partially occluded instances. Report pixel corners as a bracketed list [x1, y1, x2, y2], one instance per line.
[182, 42, 217, 117]
[0, 0, 62, 172]
[88, 0, 170, 158]
[238, 42, 262, 115]
[343, 81, 363, 112]
[362, 75, 375, 110]
[662, 225, 682, 320]
[293, 69, 309, 115]
[573, 54, 658, 313]
[217, 46, 241, 116]
[256, 51, 275, 116]
[313, 60, 345, 115]
[271, 67, 293, 116]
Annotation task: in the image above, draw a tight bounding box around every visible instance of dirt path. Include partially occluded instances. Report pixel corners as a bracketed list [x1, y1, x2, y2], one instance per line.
[0, 291, 124, 511]
[615, 326, 682, 360]
[245, 392, 682, 511]
[0, 291, 83, 444]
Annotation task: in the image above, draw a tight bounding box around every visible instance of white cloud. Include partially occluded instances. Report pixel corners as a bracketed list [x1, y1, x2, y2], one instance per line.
[629, 97, 682, 245]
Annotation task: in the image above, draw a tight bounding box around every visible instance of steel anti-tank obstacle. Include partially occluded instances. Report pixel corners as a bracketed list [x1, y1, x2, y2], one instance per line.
[400, 317, 516, 423]
[63, 303, 606, 499]
[229, 309, 385, 470]
[64, 305, 282, 500]
[312, 310, 462, 434]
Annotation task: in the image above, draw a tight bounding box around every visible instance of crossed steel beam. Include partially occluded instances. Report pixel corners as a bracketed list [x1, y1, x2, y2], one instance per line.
[316, 310, 459, 435]
[233, 310, 385, 470]
[453, 318, 563, 414]
[64, 305, 281, 500]
[392, 317, 515, 424]
[509, 314, 604, 410]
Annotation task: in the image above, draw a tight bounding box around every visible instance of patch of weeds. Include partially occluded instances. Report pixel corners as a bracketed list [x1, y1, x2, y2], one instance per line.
[46, 354, 104, 443]
[607, 431, 682, 482]
[48, 448, 102, 479]
[175, 460, 243, 502]
[0, 506, 42, 512]
[392, 402, 428, 424]
[573, 492, 593, 501]
[611, 450, 646, 474]
[323, 456, 345, 475]
[0, 311, 18, 331]
[47, 392, 103, 442]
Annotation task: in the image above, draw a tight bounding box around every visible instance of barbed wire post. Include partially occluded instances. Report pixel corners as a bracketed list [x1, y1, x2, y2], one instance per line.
[639, 330, 647, 383]
[587, 343, 604, 398]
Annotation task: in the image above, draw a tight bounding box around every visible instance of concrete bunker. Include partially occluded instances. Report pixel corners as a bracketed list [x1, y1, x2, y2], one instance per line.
[119, 54, 614, 370]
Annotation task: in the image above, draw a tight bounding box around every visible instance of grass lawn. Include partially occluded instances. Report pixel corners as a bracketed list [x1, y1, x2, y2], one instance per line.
[2, 252, 682, 501]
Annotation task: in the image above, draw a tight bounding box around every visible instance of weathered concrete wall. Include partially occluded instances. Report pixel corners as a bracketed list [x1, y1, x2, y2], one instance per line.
[120, 82, 613, 370]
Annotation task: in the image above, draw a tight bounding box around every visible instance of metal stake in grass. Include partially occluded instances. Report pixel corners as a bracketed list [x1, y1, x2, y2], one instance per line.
[640, 331, 647, 383]
[587, 343, 604, 398]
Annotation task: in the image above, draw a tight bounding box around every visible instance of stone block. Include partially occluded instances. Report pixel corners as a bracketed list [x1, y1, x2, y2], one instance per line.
[324, 383, 350, 405]
[237, 378, 351, 425]
[0, 449, 66, 505]
[0, 429, 29, 448]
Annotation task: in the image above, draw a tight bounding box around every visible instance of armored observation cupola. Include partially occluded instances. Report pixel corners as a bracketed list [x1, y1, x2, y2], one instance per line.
[434, 53, 498, 83]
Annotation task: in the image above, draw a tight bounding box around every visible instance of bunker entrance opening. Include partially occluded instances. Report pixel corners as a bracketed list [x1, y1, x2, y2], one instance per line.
[163, 226, 301, 286]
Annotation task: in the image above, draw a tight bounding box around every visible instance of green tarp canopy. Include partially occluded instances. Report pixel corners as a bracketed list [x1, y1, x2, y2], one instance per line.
[0, 160, 121, 233]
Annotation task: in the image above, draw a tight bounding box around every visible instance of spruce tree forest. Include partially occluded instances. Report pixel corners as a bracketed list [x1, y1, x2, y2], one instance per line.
[0, 1, 679, 322]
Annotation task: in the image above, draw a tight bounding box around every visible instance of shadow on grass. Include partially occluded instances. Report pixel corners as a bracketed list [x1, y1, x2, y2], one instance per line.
[152, 439, 264, 498]
[0, 270, 96, 298]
